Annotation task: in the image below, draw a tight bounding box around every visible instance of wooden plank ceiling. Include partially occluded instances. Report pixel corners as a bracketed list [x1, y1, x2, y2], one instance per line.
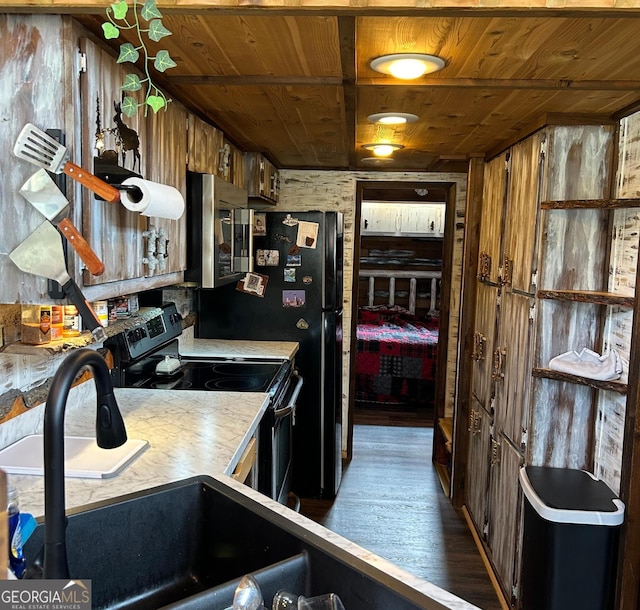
[73, 11, 640, 172]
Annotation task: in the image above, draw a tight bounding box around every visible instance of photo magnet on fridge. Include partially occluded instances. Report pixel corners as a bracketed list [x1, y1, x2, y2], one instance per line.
[236, 272, 269, 297]
[282, 290, 305, 307]
[284, 268, 296, 282]
[296, 220, 319, 248]
[256, 249, 279, 266]
[253, 213, 267, 236]
[286, 253, 302, 266]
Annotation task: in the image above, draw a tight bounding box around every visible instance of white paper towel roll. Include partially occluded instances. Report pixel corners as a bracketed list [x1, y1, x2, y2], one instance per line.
[120, 177, 185, 220]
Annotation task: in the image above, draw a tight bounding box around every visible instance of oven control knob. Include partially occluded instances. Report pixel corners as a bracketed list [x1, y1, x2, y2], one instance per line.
[133, 328, 144, 342]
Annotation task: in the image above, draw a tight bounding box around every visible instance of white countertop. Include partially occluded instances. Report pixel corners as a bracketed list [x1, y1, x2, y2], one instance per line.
[3, 338, 478, 610]
[178, 337, 299, 361]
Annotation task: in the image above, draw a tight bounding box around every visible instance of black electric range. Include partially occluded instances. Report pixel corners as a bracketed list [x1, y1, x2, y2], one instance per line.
[104, 303, 302, 504]
[105, 303, 291, 396]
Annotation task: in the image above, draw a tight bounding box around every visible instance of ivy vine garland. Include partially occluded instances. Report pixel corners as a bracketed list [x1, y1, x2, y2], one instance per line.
[102, 0, 176, 116]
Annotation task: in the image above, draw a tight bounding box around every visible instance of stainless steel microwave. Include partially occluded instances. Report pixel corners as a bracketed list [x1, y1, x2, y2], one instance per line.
[186, 172, 254, 288]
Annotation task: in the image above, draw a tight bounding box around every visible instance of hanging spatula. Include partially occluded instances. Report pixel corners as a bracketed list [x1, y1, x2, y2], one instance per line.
[13, 124, 121, 203]
[19, 169, 105, 276]
[9, 221, 107, 342]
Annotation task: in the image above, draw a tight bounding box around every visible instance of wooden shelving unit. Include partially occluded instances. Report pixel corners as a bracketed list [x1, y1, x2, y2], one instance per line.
[537, 289, 634, 308]
[532, 367, 628, 394]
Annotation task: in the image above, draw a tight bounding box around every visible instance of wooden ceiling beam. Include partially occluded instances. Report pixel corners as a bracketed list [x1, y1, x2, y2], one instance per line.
[358, 78, 640, 91]
[7, 3, 640, 16]
[166, 75, 344, 86]
[338, 16, 357, 170]
[166, 75, 640, 92]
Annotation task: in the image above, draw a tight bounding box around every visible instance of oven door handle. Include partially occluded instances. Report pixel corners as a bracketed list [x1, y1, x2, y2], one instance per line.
[274, 371, 303, 422]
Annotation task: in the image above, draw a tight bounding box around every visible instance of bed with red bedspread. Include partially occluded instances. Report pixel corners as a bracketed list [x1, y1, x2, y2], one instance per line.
[355, 306, 439, 405]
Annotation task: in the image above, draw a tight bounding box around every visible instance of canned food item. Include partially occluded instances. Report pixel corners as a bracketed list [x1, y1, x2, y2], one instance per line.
[92, 300, 109, 327]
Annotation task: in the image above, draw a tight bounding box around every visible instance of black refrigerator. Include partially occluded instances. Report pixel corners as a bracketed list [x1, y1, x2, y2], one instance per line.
[196, 210, 344, 499]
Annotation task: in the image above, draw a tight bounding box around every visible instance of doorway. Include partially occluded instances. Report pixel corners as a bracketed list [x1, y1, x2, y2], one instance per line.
[346, 180, 458, 463]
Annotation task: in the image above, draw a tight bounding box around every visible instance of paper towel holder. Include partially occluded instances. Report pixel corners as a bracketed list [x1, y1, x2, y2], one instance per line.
[93, 157, 142, 201]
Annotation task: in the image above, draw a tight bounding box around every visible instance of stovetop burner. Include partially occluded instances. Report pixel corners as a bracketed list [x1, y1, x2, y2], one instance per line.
[122, 354, 289, 394]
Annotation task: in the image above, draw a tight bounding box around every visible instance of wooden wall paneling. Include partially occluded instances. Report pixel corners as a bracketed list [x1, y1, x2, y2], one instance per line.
[537, 208, 609, 291]
[79, 36, 148, 287]
[544, 125, 615, 202]
[465, 398, 492, 540]
[479, 152, 508, 285]
[0, 15, 74, 304]
[529, 377, 596, 469]
[503, 131, 543, 295]
[486, 433, 524, 608]
[493, 291, 534, 450]
[472, 282, 499, 412]
[144, 100, 188, 276]
[594, 389, 626, 494]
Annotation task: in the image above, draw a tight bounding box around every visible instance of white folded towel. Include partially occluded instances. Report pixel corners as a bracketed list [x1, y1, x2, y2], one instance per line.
[548, 348, 622, 381]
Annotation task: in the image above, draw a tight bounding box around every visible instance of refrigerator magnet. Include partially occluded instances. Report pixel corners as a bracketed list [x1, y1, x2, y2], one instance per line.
[286, 253, 301, 266]
[282, 214, 298, 227]
[296, 318, 310, 330]
[284, 268, 296, 282]
[253, 213, 267, 236]
[288, 244, 300, 255]
[256, 249, 279, 266]
[296, 221, 319, 249]
[236, 272, 269, 297]
[303, 276, 313, 284]
[282, 290, 305, 307]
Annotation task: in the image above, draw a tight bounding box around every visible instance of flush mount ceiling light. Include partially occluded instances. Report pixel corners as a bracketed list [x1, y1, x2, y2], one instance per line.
[362, 143, 404, 157]
[370, 53, 446, 80]
[367, 112, 419, 125]
[361, 157, 395, 165]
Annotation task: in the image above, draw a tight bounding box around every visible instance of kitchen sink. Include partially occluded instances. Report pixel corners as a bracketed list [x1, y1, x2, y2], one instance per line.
[23, 476, 458, 610]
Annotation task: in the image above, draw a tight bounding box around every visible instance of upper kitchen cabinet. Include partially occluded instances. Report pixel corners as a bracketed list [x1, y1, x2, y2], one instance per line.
[244, 152, 280, 205]
[361, 201, 445, 237]
[186, 116, 244, 189]
[78, 34, 187, 293]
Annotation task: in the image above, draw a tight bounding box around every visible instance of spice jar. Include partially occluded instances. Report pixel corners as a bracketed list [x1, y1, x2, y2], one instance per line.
[63, 305, 81, 337]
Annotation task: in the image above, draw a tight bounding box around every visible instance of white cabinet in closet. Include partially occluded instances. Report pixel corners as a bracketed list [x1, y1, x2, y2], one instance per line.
[361, 202, 445, 237]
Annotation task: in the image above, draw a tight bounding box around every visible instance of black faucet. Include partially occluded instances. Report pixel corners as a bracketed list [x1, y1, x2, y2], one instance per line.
[42, 348, 127, 579]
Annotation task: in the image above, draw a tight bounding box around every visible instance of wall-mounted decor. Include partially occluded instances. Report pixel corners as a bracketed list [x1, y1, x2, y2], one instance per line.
[102, 0, 176, 116]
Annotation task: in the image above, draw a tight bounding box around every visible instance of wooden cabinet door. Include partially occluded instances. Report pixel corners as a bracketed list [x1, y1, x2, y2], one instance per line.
[79, 36, 149, 287]
[0, 15, 75, 304]
[472, 282, 499, 412]
[144, 99, 188, 276]
[478, 152, 508, 285]
[361, 202, 398, 234]
[465, 399, 492, 539]
[399, 203, 445, 236]
[493, 291, 534, 450]
[187, 114, 224, 175]
[487, 433, 524, 608]
[503, 131, 544, 295]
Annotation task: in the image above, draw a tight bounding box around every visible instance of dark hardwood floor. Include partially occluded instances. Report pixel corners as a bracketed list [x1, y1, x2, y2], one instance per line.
[300, 415, 503, 610]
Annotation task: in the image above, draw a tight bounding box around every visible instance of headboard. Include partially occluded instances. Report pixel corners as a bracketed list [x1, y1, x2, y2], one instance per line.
[358, 269, 442, 316]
